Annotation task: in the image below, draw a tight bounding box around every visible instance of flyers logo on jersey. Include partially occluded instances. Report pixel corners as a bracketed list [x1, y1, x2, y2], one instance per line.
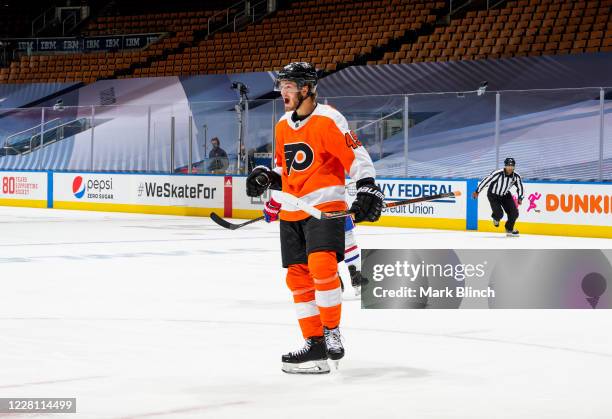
[285, 142, 314, 175]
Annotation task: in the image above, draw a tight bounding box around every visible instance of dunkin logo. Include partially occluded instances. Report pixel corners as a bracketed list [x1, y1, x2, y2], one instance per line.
[546, 194, 612, 214]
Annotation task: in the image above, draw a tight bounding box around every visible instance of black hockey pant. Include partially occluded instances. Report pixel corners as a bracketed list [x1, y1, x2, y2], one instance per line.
[487, 192, 518, 231]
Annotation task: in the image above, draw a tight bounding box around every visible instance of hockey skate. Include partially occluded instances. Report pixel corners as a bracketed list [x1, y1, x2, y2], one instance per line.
[492, 218, 500, 227]
[349, 265, 365, 296]
[506, 229, 519, 237]
[281, 337, 330, 374]
[324, 326, 344, 369]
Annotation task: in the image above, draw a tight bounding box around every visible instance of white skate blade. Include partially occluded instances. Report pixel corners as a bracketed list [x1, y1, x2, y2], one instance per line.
[331, 359, 340, 370]
[282, 360, 330, 374]
[353, 286, 361, 296]
[506, 233, 520, 237]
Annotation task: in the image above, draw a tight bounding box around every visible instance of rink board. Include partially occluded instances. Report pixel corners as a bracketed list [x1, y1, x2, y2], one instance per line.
[0, 171, 49, 208]
[476, 181, 612, 238]
[354, 178, 467, 231]
[52, 201, 223, 217]
[52, 172, 225, 216]
[231, 176, 469, 231]
[0, 170, 610, 238]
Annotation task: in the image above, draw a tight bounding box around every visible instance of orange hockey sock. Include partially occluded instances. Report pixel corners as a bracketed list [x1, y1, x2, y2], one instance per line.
[308, 250, 342, 330]
[286, 263, 323, 338]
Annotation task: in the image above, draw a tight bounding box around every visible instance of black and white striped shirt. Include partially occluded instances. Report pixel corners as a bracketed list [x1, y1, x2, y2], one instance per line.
[476, 169, 524, 200]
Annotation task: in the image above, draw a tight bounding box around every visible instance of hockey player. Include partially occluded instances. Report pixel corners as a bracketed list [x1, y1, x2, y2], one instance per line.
[246, 62, 383, 374]
[472, 157, 524, 237]
[343, 216, 364, 295]
[263, 197, 365, 296]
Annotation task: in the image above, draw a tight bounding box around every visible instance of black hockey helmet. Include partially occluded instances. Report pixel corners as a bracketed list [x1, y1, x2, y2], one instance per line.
[274, 62, 318, 94]
[504, 157, 516, 166]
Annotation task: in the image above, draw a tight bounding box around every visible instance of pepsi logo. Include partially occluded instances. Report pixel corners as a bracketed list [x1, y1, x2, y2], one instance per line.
[72, 176, 85, 199]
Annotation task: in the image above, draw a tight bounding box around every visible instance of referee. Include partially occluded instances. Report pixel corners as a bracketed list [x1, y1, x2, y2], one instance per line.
[472, 157, 524, 237]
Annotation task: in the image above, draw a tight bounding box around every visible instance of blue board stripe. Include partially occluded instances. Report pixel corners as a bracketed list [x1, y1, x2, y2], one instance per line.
[47, 170, 53, 208]
[466, 179, 478, 230]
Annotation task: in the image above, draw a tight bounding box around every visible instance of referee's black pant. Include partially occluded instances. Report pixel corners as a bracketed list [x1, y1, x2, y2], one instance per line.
[487, 192, 518, 231]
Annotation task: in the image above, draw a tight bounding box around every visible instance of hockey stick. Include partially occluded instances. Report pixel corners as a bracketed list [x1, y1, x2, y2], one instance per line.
[390, 190, 462, 208]
[211, 171, 461, 227]
[210, 191, 462, 227]
[208, 189, 315, 230]
[275, 190, 462, 220]
[208, 191, 322, 229]
[210, 212, 266, 230]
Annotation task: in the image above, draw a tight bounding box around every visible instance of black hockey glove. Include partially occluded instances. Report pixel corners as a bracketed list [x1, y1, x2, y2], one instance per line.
[350, 178, 384, 223]
[246, 166, 281, 197]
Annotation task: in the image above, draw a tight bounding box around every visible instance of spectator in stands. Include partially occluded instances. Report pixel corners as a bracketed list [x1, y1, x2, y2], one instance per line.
[207, 137, 229, 174]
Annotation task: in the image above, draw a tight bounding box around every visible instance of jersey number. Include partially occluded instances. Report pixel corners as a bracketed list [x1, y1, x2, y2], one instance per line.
[345, 131, 362, 149]
[285, 142, 314, 175]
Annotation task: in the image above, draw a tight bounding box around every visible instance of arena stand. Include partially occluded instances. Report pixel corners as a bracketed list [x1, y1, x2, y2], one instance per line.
[0, 0, 610, 84]
[376, 0, 612, 64]
[0, 2, 235, 84]
[141, 0, 445, 76]
[0, 1, 48, 69]
[0, 4, 39, 39]
[0, 0, 445, 82]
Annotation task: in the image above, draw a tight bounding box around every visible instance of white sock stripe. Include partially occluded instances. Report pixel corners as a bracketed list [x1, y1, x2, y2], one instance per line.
[292, 287, 315, 296]
[315, 287, 343, 307]
[295, 301, 320, 319]
[313, 273, 339, 285]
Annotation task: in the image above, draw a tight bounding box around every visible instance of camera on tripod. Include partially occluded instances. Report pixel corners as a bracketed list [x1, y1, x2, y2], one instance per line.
[231, 81, 249, 96]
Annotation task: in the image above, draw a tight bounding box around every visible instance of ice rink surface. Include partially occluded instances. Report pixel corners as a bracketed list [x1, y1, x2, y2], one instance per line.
[1, 206, 612, 419]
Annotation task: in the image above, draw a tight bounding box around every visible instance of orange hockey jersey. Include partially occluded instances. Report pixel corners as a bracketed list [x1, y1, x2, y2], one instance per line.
[273, 104, 376, 221]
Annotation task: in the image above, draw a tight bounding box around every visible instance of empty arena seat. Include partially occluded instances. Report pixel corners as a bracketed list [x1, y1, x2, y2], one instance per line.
[0, 0, 611, 84]
[382, 0, 612, 65]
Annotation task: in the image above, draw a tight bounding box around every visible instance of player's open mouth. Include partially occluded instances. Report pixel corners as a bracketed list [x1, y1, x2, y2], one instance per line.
[284, 98, 290, 105]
